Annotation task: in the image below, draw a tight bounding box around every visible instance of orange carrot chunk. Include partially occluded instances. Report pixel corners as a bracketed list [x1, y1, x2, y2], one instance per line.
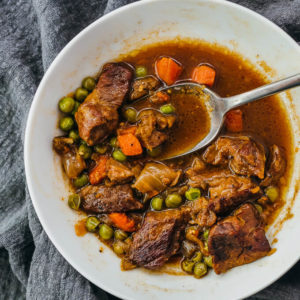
[108, 213, 136, 232]
[191, 65, 216, 87]
[225, 109, 243, 132]
[155, 57, 182, 86]
[118, 133, 143, 156]
[89, 156, 108, 185]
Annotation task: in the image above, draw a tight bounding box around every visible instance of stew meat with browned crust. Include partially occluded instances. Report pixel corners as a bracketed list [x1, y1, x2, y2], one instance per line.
[52, 41, 291, 278]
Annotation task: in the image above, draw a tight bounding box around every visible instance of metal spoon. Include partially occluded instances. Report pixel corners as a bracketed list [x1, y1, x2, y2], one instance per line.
[161, 73, 300, 159]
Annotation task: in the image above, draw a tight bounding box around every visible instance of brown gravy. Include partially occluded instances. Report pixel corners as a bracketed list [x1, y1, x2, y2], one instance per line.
[120, 39, 293, 227]
[122, 40, 292, 162]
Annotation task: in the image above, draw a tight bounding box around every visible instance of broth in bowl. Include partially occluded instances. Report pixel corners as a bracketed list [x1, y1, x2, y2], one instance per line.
[52, 40, 292, 278]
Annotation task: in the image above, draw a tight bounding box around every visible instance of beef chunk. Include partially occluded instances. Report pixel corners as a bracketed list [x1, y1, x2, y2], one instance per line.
[130, 76, 160, 100]
[136, 110, 176, 150]
[208, 203, 271, 274]
[106, 158, 134, 184]
[53, 137, 74, 154]
[128, 208, 190, 269]
[261, 145, 286, 186]
[187, 197, 217, 227]
[75, 63, 133, 145]
[187, 167, 261, 215]
[80, 184, 143, 213]
[207, 174, 261, 214]
[97, 63, 134, 107]
[203, 136, 266, 179]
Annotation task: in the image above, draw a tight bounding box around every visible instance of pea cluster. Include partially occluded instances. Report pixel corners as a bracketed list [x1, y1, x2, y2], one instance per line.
[150, 187, 201, 211]
[58, 76, 96, 133]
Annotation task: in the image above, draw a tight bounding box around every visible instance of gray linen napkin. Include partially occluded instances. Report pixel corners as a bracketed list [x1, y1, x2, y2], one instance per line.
[0, 0, 299, 299]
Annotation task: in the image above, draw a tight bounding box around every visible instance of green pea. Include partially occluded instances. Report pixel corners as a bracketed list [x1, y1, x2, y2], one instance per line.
[191, 251, 203, 263]
[110, 137, 118, 148]
[123, 108, 137, 123]
[73, 174, 89, 188]
[151, 196, 164, 211]
[114, 229, 128, 241]
[160, 104, 175, 114]
[78, 144, 92, 159]
[113, 241, 125, 255]
[203, 229, 209, 240]
[59, 116, 75, 132]
[193, 262, 207, 278]
[255, 204, 263, 214]
[85, 216, 100, 232]
[99, 224, 114, 240]
[112, 149, 127, 162]
[265, 186, 279, 202]
[94, 144, 108, 154]
[59, 97, 75, 113]
[75, 87, 89, 102]
[165, 193, 182, 208]
[69, 130, 80, 142]
[68, 194, 81, 210]
[82, 77, 96, 91]
[71, 101, 80, 115]
[147, 146, 162, 158]
[204, 256, 213, 268]
[185, 187, 201, 201]
[135, 66, 147, 77]
[181, 259, 195, 273]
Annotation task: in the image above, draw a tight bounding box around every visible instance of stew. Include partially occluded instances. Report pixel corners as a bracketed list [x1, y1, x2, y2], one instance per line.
[53, 40, 292, 278]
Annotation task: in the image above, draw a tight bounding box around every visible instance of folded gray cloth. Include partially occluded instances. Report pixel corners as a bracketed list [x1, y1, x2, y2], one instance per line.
[0, 0, 299, 299]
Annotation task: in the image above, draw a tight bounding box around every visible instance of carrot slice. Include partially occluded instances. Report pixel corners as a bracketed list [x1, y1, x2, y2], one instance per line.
[118, 133, 143, 156]
[225, 109, 243, 132]
[108, 213, 136, 232]
[89, 156, 108, 185]
[155, 57, 182, 86]
[191, 65, 216, 87]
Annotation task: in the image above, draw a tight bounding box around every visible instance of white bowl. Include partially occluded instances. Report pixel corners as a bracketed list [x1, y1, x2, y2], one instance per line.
[24, 0, 300, 299]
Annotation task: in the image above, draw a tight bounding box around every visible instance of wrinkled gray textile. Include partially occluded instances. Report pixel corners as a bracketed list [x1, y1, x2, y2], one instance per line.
[0, 0, 299, 299]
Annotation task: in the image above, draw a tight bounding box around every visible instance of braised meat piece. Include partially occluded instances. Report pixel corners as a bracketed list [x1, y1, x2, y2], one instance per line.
[186, 197, 217, 227]
[106, 158, 134, 184]
[136, 110, 176, 150]
[75, 63, 133, 145]
[132, 162, 181, 198]
[130, 76, 160, 100]
[53, 137, 73, 154]
[128, 208, 190, 269]
[261, 145, 286, 186]
[80, 184, 143, 213]
[203, 136, 266, 179]
[186, 167, 230, 190]
[208, 203, 271, 274]
[207, 174, 261, 214]
[187, 167, 261, 214]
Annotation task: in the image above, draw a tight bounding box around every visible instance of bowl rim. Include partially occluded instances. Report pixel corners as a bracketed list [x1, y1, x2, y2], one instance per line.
[24, 0, 300, 299]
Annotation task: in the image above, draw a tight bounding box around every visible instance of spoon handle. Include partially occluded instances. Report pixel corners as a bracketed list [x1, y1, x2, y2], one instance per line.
[223, 73, 300, 112]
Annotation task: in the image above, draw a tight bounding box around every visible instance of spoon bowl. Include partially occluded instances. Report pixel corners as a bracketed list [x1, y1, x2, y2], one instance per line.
[162, 74, 300, 159]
